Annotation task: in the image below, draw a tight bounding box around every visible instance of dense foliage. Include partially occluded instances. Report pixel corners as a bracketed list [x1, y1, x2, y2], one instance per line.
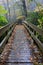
[26, 12, 39, 26]
[0, 5, 8, 27]
[0, 16, 8, 26]
[26, 11, 43, 43]
[37, 12, 43, 42]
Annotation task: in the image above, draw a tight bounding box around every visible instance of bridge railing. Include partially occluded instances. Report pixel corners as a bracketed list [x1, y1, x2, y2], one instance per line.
[23, 21, 43, 53]
[0, 22, 16, 53]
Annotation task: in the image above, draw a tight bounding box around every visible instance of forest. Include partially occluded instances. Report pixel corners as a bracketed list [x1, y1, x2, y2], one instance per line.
[0, 0, 43, 65]
[26, 0, 43, 43]
[0, 0, 43, 43]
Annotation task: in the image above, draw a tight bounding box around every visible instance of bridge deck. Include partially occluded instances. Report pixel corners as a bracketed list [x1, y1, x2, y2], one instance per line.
[5, 25, 33, 65]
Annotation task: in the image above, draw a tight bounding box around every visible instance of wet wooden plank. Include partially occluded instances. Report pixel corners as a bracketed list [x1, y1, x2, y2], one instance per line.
[23, 24, 43, 53]
[5, 25, 33, 65]
[24, 21, 43, 36]
[5, 63, 33, 65]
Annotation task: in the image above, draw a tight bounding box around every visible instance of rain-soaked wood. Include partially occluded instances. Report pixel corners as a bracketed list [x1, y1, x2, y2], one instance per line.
[0, 25, 43, 65]
[24, 21, 43, 36]
[0, 25, 33, 65]
[23, 23, 43, 53]
[0, 22, 14, 37]
[0, 27, 13, 53]
[0, 22, 16, 53]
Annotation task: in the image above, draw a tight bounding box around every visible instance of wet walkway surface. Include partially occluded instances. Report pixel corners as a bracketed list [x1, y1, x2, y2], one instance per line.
[6, 25, 33, 65]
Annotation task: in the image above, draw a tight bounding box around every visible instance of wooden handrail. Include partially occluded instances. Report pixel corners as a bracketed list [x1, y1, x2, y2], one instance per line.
[0, 22, 16, 53]
[0, 22, 14, 37]
[24, 21, 43, 36]
[23, 21, 43, 53]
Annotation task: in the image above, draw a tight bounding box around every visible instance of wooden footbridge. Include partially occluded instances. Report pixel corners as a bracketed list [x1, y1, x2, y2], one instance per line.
[0, 21, 43, 65]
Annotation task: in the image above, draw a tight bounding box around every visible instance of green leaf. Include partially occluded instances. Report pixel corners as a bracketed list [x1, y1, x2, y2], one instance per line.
[0, 5, 8, 15]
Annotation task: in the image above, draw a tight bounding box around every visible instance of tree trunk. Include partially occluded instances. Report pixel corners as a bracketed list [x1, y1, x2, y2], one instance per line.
[22, 0, 27, 17]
